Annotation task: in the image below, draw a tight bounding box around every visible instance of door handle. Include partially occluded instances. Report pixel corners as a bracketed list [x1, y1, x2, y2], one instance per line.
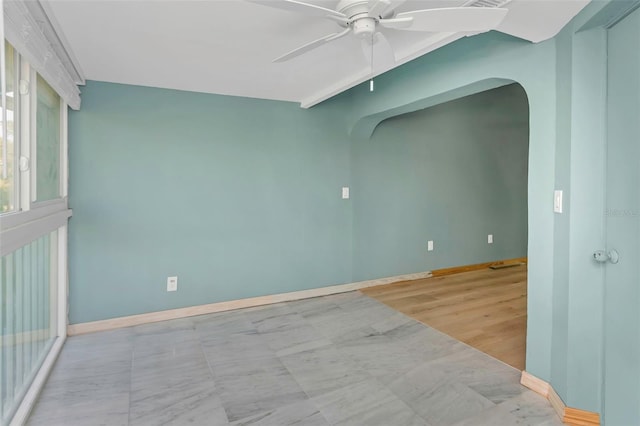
[593, 249, 619, 264]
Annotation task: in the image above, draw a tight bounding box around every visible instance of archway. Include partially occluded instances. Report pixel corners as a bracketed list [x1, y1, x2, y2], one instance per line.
[354, 82, 530, 369]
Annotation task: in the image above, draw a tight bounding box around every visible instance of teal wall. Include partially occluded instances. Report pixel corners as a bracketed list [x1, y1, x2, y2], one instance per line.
[351, 84, 529, 280]
[68, 83, 353, 323]
[69, 80, 528, 324]
[565, 26, 607, 412]
[550, 26, 572, 401]
[68, 1, 637, 421]
[603, 6, 640, 425]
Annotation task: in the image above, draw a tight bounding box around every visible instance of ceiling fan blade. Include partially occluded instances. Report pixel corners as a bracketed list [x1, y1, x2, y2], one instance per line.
[368, 0, 391, 18]
[326, 14, 351, 26]
[246, 0, 346, 19]
[273, 28, 351, 63]
[378, 17, 413, 29]
[379, 0, 407, 18]
[360, 32, 396, 70]
[395, 7, 508, 32]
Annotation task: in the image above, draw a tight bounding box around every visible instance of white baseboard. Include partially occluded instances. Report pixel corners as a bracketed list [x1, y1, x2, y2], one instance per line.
[67, 271, 432, 336]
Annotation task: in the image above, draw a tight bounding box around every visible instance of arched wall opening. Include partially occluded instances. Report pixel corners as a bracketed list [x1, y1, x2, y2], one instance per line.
[344, 31, 559, 381]
[344, 3, 616, 408]
[351, 83, 530, 369]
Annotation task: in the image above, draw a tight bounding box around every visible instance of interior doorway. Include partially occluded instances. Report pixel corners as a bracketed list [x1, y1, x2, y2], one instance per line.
[356, 83, 529, 370]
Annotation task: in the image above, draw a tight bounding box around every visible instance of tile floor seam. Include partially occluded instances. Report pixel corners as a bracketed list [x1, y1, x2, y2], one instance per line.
[277, 342, 368, 426]
[252, 311, 322, 424]
[126, 347, 134, 426]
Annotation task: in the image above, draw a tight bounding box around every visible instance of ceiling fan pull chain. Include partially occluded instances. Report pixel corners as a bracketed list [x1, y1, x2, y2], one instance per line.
[369, 33, 374, 92]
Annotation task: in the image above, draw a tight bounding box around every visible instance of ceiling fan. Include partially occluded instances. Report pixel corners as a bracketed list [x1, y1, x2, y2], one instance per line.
[248, 0, 509, 63]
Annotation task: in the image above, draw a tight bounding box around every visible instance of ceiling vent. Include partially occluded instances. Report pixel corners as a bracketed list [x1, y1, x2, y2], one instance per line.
[466, 0, 511, 8]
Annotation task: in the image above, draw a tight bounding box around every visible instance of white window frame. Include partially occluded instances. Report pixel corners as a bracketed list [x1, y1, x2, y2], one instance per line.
[0, 41, 72, 426]
[1, 60, 69, 233]
[1, 40, 21, 216]
[2, 0, 80, 420]
[30, 73, 66, 208]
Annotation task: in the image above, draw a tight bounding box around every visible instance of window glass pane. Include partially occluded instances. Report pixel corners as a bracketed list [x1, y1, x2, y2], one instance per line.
[1, 41, 18, 213]
[35, 75, 61, 202]
[0, 231, 58, 424]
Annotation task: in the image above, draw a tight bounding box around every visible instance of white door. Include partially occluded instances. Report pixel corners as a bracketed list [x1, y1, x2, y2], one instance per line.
[603, 6, 640, 426]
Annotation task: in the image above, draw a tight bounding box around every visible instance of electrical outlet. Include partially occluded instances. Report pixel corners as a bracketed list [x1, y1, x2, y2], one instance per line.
[488, 234, 493, 244]
[167, 276, 178, 292]
[427, 240, 434, 251]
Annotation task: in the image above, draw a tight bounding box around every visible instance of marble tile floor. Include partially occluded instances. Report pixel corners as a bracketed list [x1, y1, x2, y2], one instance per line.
[27, 292, 562, 426]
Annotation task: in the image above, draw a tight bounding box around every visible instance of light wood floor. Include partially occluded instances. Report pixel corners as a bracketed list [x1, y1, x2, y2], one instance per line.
[362, 264, 527, 370]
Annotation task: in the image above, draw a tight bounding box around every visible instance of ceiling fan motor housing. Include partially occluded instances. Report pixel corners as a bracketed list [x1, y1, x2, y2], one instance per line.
[337, 0, 370, 16]
[352, 17, 376, 38]
[337, 0, 379, 38]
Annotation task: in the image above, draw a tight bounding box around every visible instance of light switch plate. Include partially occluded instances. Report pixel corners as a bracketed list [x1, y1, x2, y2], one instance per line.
[554, 190, 563, 213]
[427, 240, 434, 251]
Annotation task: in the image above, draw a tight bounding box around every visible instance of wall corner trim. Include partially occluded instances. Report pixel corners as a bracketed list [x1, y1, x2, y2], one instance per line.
[67, 270, 433, 336]
[520, 371, 601, 426]
[520, 370, 551, 398]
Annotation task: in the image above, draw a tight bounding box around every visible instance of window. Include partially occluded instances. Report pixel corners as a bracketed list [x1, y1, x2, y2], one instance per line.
[0, 39, 70, 425]
[35, 75, 61, 203]
[1, 42, 66, 214]
[1, 42, 18, 213]
[1, 231, 58, 424]
[3, 1, 80, 421]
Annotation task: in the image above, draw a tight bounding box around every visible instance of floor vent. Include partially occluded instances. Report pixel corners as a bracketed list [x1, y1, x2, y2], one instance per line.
[489, 262, 526, 270]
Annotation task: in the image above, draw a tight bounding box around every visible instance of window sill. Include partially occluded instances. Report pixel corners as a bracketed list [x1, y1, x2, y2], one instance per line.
[0, 197, 68, 231]
[0, 199, 72, 256]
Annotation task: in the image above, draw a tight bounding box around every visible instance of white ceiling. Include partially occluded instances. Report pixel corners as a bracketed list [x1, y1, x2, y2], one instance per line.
[45, 0, 589, 108]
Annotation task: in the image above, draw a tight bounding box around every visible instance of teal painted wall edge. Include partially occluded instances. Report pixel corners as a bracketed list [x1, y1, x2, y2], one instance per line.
[603, 8, 640, 424]
[565, 26, 607, 413]
[549, 24, 572, 403]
